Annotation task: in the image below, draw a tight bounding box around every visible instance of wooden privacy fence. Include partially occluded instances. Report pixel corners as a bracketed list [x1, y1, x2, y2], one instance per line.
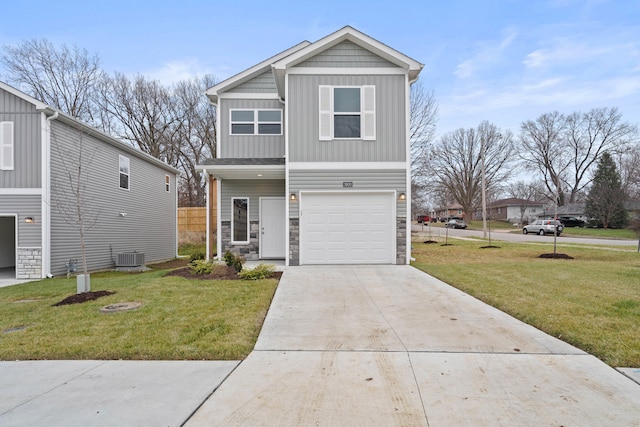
[178, 207, 206, 244]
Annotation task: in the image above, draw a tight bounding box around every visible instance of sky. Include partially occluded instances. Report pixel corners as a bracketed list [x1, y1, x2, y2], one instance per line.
[1, 0, 638, 138]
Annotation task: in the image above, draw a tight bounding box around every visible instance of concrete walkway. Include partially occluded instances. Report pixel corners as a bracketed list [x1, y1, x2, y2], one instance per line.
[2, 265, 639, 426]
[186, 265, 640, 426]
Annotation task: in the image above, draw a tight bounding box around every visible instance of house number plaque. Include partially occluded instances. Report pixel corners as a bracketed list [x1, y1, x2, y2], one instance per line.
[343, 182, 353, 188]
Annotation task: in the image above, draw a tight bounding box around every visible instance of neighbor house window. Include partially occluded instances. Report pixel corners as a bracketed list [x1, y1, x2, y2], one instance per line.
[0, 121, 14, 170]
[319, 85, 375, 141]
[230, 109, 282, 135]
[231, 197, 249, 243]
[165, 175, 170, 192]
[119, 155, 130, 190]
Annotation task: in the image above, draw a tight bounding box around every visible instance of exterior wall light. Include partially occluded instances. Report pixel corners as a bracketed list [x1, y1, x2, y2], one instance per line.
[399, 193, 406, 201]
[24, 216, 34, 223]
[290, 193, 297, 201]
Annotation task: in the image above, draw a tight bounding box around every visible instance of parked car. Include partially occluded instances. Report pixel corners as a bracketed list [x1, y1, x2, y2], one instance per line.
[522, 220, 564, 236]
[416, 215, 431, 224]
[445, 219, 467, 229]
[559, 216, 586, 227]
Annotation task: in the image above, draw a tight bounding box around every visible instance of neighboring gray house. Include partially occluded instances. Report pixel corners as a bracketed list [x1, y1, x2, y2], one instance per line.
[0, 81, 178, 279]
[198, 26, 422, 265]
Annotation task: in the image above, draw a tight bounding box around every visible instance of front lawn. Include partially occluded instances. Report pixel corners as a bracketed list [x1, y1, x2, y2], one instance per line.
[411, 239, 640, 367]
[0, 265, 278, 360]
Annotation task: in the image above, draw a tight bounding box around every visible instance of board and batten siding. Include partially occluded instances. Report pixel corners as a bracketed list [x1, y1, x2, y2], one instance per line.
[220, 179, 284, 221]
[297, 40, 397, 68]
[0, 195, 42, 246]
[288, 74, 406, 162]
[289, 169, 406, 219]
[0, 88, 42, 188]
[227, 70, 277, 93]
[219, 99, 285, 158]
[48, 120, 176, 276]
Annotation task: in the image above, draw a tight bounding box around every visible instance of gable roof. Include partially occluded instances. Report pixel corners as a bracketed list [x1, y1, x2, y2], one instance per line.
[205, 26, 424, 103]
[272, 26, 423, 98]
[205, 41, 311, 104]
[0, 80, 179, 174]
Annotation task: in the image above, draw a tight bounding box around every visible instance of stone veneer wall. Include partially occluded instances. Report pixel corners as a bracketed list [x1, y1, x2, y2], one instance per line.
[219, 220, 260, 260]
[396, 218, 407, 265]
[17, 247, 42, 279]
[288, 218, 299, 266]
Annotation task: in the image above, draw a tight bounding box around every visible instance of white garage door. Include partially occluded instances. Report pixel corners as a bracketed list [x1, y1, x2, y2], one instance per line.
[300, 192, 395, 264]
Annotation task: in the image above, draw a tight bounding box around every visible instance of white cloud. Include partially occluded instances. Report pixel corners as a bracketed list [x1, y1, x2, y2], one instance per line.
[144, 59, 218, 85]
[454, 29, 518, 80]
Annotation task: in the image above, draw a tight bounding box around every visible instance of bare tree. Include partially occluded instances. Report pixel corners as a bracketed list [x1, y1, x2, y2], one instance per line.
[617, 144, 640, 201]
[431, 121, 515, 221]
[410, 82, 439, 183]
[520, 108, 638, 205]
[1, 39, 102, 122]
[50, 121, 100, 290]
[172, 75, 217, 206]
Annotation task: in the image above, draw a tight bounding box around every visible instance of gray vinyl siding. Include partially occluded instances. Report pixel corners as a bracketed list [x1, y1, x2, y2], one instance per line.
[227, 70, 277, 93]
[219, 99, 285, 158]
[289, 169, 406, 218]
[48, 121, 177, 276]
[298, 41, 398, 68]
[0, 88, 42, 188]
[288, 74, 407, 162]
[220, 179, 284, 221]
[0, 195, 42, 246]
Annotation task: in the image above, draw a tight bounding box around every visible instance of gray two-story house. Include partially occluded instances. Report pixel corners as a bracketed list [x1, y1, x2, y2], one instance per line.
[0, 81, 178, 280]
[198, 26, 422, 266]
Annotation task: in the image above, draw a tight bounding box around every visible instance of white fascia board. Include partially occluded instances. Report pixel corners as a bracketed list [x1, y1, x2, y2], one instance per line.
[288, 162, 406, 170]
[206, 41, 311, 103]
[41, 112, 51, 277]
[0, 81, 48, 110]
[272, 26, 423, 74]
[218, 93, 280, 100]
[0, 188, 43, 195]
[287, 67, 406, 76]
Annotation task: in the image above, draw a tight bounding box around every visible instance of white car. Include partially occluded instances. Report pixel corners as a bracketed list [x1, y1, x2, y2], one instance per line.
[523, 220, 563, 236]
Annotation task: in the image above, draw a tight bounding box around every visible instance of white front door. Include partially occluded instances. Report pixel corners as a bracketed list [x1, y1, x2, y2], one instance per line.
[259, 198, 286, 259]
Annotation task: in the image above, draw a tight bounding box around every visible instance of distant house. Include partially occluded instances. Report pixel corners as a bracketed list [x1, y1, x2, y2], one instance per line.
[434, 204, 464, 220]
[0, 81, 179, 280]
[198, 26, 423, 265]
[473, 198, 545, 224]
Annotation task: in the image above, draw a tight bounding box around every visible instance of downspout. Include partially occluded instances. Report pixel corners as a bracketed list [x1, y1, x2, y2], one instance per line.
[43, 111, 59, 277]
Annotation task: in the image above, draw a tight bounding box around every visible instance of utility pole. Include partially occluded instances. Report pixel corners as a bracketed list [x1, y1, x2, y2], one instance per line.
[481, 136, 487, 239]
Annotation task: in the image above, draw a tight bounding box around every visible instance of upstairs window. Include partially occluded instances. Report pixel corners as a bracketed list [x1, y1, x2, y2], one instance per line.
[230, 109, 282, 135]
[119, 155, 130, 190]
[319, 85, 375, 141]
[165, 175, 170, 192]
[0, 121, 14, 170]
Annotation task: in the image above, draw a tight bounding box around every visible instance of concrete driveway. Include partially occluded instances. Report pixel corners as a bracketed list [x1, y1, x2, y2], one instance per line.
[187, 265, 640, 426]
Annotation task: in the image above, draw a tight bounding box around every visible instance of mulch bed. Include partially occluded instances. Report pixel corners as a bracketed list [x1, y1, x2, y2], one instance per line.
[165, 266, 283, 281]
[539, 253, 574, 259]
[423, 240, 438, 244]
[53, 291, 115, 306]
[480, 245, 501, 249]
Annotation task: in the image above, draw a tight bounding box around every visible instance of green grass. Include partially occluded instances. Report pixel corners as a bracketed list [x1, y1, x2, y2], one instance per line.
[561, 226, 638, 240]
[178, 243, 206, 257]
[411, 240, 640, 367]
[0, 267, 278, 360]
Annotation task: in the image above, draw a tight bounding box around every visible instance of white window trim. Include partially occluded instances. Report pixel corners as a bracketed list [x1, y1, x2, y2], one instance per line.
[0, 121, 15, 170]
[318, 85, 375, 141]
[165, 175, 170, 193]
[119, 155, 130, 190]
[231, 197, 250, 244]
[229, 109, 282, 136]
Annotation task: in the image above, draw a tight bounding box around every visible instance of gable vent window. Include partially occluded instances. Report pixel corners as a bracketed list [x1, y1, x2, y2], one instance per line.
[319, 85, 375, 141]
[119, 155, 130, 190]
[230, 109, 282, 135]
[0, 121, 14, 170]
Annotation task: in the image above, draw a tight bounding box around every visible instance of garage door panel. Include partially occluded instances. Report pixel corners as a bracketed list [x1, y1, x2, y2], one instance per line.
[300, 192, 395, 264]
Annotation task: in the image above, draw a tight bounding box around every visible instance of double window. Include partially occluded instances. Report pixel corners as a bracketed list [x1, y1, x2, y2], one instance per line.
[319, 85, 375, 141]
[0, 121, 14, 170]
[119, 155, 130, 190]
[231, 197, 249, 243]
[230, 109, 282, 135]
